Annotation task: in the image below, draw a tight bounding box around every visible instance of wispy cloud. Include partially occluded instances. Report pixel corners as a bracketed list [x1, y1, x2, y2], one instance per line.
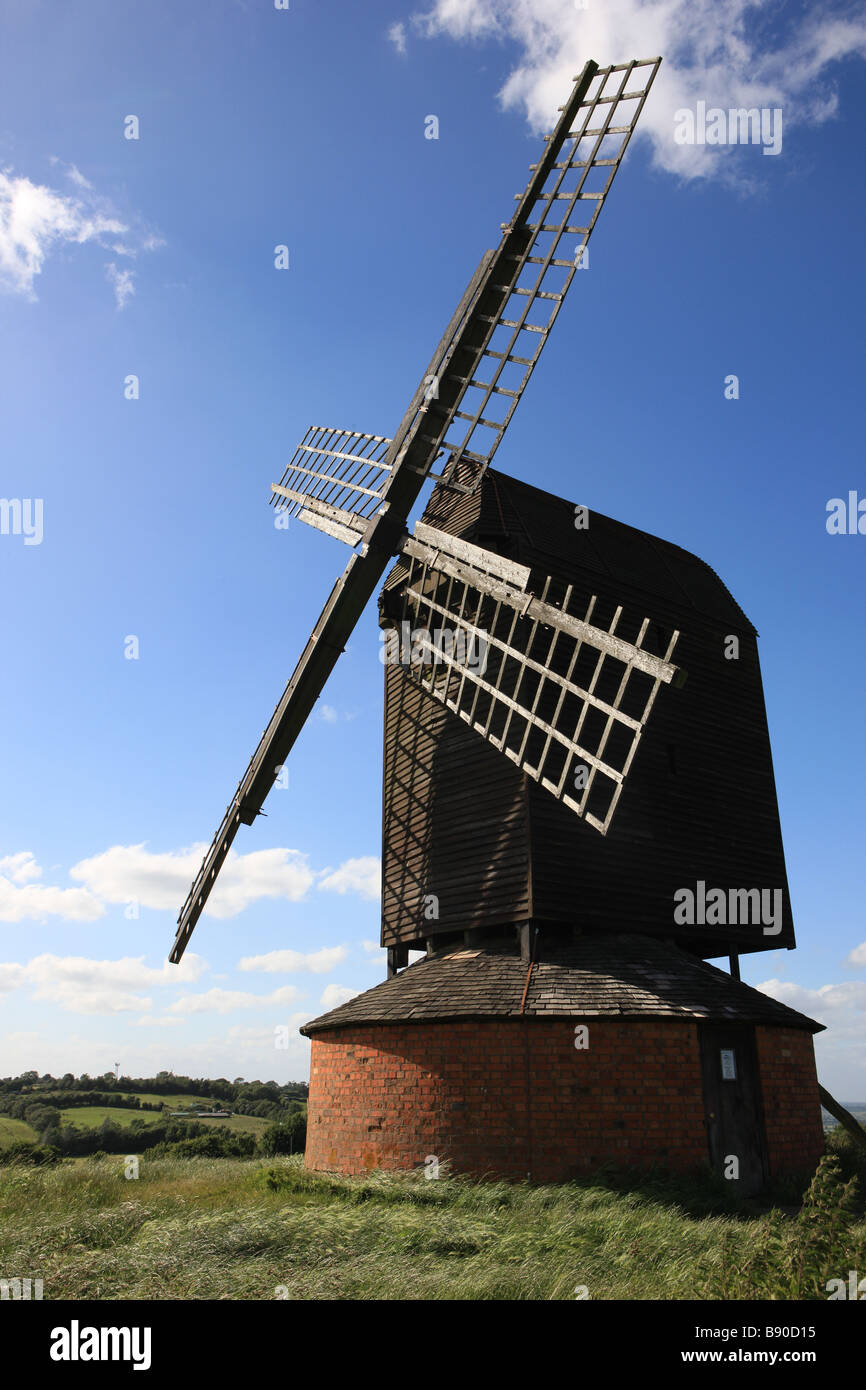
[0, 163, 161, 302]
[416, 0, 866, 180]
[169, 984, 302, 1015]
[238, 946, 348, 974]
[388, 20, 408, 55]
[105, 261, 135, 309]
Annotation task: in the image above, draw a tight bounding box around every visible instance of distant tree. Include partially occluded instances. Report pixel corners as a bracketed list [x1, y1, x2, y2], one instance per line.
[1, 1141, 61, 1166]
[259, 1111, 306, 1156]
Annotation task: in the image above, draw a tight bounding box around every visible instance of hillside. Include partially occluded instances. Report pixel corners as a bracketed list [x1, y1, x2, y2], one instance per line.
[0, 1071, 307, 1155]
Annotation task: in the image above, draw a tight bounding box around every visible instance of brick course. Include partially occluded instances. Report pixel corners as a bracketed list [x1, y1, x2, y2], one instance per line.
[309, 1018, 682, 1181]
[306, 1017, 824, 1183]
[755, 1025, 825, 1177]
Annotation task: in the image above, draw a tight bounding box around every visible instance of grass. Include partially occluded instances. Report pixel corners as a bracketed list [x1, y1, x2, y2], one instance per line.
[0, 1117, 38, 1147]
[2, 1154, 862, 1301]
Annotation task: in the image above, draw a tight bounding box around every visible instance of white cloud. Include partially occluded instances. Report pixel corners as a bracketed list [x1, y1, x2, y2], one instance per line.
[416, 0, 866, 181]
[0, 852, 104, 923]
[756, 977, 866, 1015]
[318, 704, 339, 723]
[0, 963, 25, 992]
[362, 939, 384, 953]
[319, 983, 360, 1009]
[0, 852, 42, 884]
[70, 842, 316, 919]
[0, 165, 160, 302]
[388, 20, 408, 54]
[318, 856, 380, 901]
[845, 941, 866, 968]
[169, 984, 302, 1015]
[131, 1016, 185, 1028]
[0, 951, 206, 1015]
[0, 844, 380, 928]
[105, 261, 135, 309]
[225, 1017, 310, 1049]
[238, 946, 348, 974]
[753, 974, 866, 1097]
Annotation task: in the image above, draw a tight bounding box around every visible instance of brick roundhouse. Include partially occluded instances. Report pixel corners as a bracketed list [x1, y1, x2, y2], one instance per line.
[302, 937, 823, 1186]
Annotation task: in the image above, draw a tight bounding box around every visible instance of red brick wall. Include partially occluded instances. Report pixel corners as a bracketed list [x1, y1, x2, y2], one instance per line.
[306, 1018, 711, 1182]
[755, 1025, 824, 1177]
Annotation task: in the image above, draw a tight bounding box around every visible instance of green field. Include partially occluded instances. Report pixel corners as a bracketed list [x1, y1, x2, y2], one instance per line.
[171, 1113, 272, 1136]
[55, 1106, 272, 1137]
[0, 1151, 863, 1300]
[0, 1102, 275, 1149]
[0, 1117, 38, 1147]
[59, 1107, 164, 1130]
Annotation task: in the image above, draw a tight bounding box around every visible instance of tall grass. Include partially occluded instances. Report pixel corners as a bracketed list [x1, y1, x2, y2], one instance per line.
[4, 1154, 862, 1300]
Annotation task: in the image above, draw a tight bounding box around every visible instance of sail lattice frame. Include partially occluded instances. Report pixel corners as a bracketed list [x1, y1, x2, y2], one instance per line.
[392, 542, 679, 834]
[270, 426, 392, 526]
[434, 58, 661, 493]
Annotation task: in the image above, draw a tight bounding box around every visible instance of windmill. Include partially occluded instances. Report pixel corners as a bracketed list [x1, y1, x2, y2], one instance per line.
[168, 57, 826, 1192]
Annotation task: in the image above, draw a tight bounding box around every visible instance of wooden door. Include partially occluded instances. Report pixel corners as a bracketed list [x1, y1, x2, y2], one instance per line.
[699, 1023, 768, 1196]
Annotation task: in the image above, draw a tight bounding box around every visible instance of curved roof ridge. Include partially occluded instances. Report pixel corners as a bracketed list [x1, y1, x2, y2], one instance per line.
[301, 934, 822, 1035]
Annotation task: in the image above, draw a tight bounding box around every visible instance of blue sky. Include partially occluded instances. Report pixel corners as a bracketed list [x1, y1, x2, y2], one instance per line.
[1, 0, 865, 1095]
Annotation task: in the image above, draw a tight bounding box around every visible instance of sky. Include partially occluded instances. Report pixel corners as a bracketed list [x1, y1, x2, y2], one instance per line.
[1, 0, 865, 1096]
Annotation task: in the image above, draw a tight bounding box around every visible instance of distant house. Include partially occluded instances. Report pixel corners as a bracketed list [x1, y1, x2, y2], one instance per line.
[168, 1108, 231, 1119]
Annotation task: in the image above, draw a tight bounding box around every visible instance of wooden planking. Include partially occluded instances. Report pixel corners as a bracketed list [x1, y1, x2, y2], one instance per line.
[379, 466, 795, 957]
[382, 664, 530, 944]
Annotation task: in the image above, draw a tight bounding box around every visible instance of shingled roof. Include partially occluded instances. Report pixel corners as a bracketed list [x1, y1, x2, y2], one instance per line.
[300, 935, 823, 1035]
[418, 467, 755, 634]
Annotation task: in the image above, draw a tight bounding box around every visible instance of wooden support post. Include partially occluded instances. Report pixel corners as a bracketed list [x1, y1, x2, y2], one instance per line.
[729, 953, 740, 980]
[386, 945, 408, 978]
[819, 1084, 866, 1152]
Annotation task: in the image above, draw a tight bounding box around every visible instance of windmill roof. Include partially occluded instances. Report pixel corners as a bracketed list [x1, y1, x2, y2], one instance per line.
[300, 935, 823, 1034]
[420, 468, 755, 634]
